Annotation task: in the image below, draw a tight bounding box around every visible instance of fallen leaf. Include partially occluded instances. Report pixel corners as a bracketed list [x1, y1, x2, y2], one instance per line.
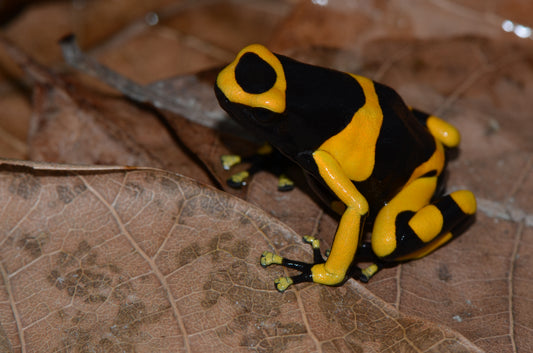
[0, 159, 483, 352]
[0, 35, 213, 189]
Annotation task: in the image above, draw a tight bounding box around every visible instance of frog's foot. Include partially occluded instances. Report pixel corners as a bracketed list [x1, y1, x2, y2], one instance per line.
[358, 263, 384, 283]
[221, 154, 242, 171]
[260, 236, 329, 292]
[221, 154, 251, 188]
[226, 170, 250, 188]
[277, 173, 295, 191]
[221, 144, 295, 191]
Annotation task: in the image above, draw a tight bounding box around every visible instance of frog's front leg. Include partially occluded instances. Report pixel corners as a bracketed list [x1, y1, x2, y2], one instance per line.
[222, 143, 294, 191]
[261, 150, 368, 291]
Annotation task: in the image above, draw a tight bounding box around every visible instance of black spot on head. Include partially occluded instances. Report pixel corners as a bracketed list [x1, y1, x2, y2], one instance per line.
[235, 52, 277, 94]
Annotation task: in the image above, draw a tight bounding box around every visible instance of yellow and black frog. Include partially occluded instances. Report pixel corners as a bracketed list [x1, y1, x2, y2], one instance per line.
[214, 44, 476, 292]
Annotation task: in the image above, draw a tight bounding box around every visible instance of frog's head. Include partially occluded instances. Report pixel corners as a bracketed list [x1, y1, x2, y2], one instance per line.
[215, 44, 362, 159]
[216, 44, 286, 115]
[214, 44, 294, 151]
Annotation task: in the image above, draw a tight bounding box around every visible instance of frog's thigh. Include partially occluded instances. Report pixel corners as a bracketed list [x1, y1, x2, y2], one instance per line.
[371, 176, 437, 259]
[371, 176, 476, 260]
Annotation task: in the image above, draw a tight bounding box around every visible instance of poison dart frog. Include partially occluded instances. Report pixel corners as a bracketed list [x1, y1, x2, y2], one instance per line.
[214, 44, 476, 292]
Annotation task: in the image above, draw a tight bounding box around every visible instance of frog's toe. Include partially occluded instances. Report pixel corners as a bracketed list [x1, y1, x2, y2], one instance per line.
[221, 154, 242, 170]
[227, 170, 250, 188]
[277, 174, 295, 191]
[351, 263, 384, 283]
[274, 277, 294, 292]
[260, 251, 283, 267]
[302, 235, 320, 249]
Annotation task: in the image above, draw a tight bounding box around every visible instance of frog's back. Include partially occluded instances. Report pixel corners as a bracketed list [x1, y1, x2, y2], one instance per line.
[359, 82, 437, 208]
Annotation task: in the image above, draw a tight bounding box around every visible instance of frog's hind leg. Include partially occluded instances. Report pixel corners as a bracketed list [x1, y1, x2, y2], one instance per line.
[409, 108, 460, 148]
[361, 175, 476, 282]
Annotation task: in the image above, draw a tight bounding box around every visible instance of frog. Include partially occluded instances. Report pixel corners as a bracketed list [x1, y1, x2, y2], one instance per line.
[214, 44, 477, 292]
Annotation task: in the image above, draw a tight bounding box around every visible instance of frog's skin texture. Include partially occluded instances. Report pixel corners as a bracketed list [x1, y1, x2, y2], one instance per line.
[214, 44, 476, 292]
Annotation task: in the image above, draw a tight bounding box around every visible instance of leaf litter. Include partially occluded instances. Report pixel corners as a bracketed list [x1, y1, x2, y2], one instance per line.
[1, 1, 533, 351]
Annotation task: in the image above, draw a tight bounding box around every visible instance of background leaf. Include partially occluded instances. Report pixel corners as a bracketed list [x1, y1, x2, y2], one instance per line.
[0, 160, 482, 352]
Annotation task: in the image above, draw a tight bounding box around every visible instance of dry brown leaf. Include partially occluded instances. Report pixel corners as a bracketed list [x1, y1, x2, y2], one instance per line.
[0, 34, 214, 189]
[0, 159, 483, 352]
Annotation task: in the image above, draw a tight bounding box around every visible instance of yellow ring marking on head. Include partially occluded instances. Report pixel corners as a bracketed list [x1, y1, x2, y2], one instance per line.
[216, 44, 287, 113]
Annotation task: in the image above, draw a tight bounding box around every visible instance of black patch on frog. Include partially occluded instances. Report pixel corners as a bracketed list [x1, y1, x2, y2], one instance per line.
[236, 52, 277, 94]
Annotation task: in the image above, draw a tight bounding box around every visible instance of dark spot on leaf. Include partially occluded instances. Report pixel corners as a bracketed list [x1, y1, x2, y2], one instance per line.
[231, 240, 250, 259]
[86, 294, 107, 303]
[73, 183, 87, 194]
[124, 182, 144, 198]
[336, 334, 365, 353]
[57, 185, 75, 204]
[8, 173, 40, 200]
[18, 232, 49, 258]
[111, 301, 167, 340]
[113, 301, 146, 336]
[228, 260, 255, 287]
[238, 215, 251, 225]
[219, 232, 234, 242]
[48, 269, 62, 287]
[96, 338, 116, 352]
[82, 251, 98, 266]
[228, 287, 254, 314]
[57, 251, 76, 267]
[107, 264, 121, 274]
[143, 172, 156, 185]
[201, 290, 220, 309]
[58, 328, 92, 353]
[71, 311, 87, 324]
[180, 200, 196, 218]
[175, 242, 201, 269]
[55, 268, 113, 300]
[204, 269, 232, 293]
[207, 232, 236, 262]
[280, 322, 307, 336]
[437, 263, 452, 282]
[75, 240, 92, 256]
[159, 177, 178, 194]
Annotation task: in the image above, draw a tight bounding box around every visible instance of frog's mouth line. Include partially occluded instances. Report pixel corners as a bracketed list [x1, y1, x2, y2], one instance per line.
[214, 84, 280, 127]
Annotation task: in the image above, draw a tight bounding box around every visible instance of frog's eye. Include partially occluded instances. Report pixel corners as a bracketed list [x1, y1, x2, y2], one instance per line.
[235, 52, 277, 94]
